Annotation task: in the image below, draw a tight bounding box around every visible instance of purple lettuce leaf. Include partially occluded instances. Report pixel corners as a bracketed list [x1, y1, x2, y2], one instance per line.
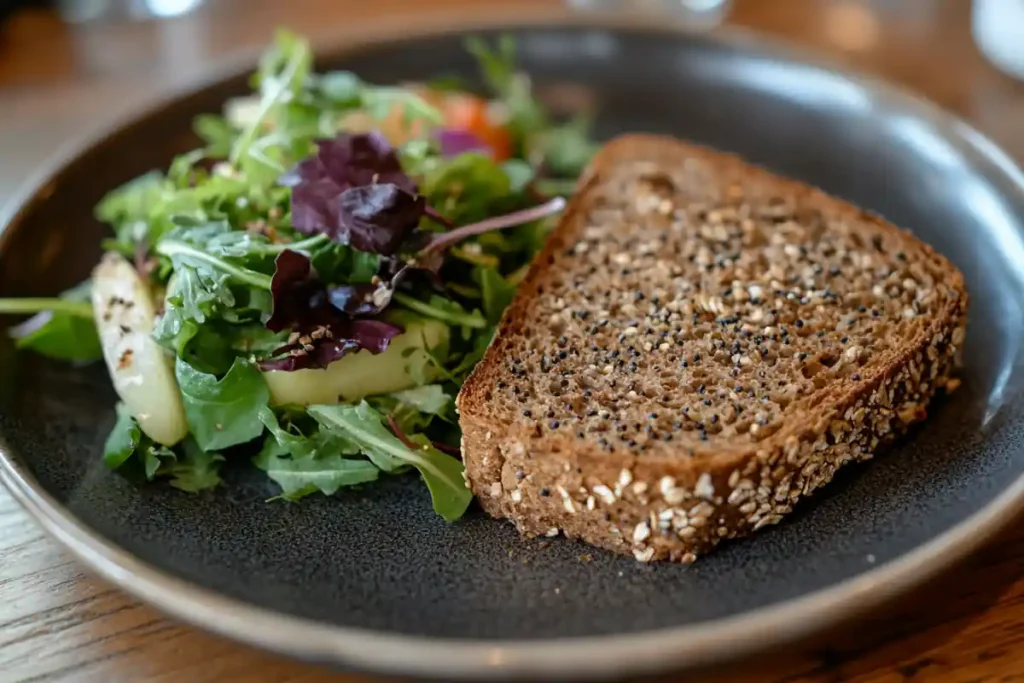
[259, 249, 402, 371]
[258, 318, 401, 371]
[437, 129, 491, 158]
[265, 249, 324, 333]
[337, 184, 426, 255]
[284, 132, 428, 255]
[280, 132, 415, 193]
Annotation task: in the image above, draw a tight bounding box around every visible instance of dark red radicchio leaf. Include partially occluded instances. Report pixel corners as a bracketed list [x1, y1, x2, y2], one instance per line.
[279, 132, 416, 193]
[258, 318, 400, 372]
[337, 184, 426, 254]
[265, 249, 325, 333]
[282, 132, 429, 256]
[436, 129, 492, 158]
[260, 249, 402, 371]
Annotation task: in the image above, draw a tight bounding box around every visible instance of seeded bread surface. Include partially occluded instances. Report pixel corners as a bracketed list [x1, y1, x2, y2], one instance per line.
[457, 135, 968, 563]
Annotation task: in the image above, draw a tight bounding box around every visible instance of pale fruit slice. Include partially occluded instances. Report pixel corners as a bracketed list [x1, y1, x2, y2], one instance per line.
[263, 320, 449, 406]
[91, 252, 188, 446]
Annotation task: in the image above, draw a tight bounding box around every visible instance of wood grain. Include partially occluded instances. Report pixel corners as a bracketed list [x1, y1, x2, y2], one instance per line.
[2, 0, 1024, 681]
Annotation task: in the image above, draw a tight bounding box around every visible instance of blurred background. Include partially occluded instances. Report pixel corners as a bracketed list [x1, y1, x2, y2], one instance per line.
[0, 0, 1021, 251]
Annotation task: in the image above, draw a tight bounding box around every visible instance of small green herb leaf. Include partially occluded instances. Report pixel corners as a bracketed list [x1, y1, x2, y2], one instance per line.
[424, 152, 514, 225]
[168, 438, 224, 492]
[175, 357, 270, 451]
[194, 114, 236, 157]
[103, 404, 190, 484]
[391, 292, 486, 329]
[406, 434, 473, 522]
[104, 403, 142, 470]
[307, 402, 471, 520]
[501, 158, 536, 194]
[536, 115, 599, 178]
[478, 267, 516, 325]
[231, 28, 313, 184]
[389, 384, 452, 417]
[143, 443, 177, 481]
[369, 384, 454, 435]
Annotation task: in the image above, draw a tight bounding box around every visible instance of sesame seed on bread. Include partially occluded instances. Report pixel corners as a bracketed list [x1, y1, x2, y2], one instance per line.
[456, 134, 968, 563]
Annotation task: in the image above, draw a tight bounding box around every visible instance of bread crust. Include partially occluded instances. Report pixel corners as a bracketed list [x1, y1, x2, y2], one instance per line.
[457, 135, 968, 563]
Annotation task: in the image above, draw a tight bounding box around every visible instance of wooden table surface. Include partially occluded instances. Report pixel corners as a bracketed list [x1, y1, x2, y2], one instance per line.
[2, 1, 1024, 681]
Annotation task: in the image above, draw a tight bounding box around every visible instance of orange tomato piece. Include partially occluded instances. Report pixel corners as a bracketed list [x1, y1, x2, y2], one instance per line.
[338, 87, 511, 161]
[439, 93, 512, 162]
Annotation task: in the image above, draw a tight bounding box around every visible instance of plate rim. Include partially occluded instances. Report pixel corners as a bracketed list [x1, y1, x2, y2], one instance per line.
[3, 7, 1024, 681]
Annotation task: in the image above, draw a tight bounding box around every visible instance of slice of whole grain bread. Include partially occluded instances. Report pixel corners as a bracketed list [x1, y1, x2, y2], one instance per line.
[456, 134, 968, 563]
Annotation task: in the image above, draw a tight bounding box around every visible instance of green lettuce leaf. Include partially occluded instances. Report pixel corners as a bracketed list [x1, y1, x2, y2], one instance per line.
[104, 402, 142, 470]
[103, 405, 220, 490]
[175, 357, 270, 451]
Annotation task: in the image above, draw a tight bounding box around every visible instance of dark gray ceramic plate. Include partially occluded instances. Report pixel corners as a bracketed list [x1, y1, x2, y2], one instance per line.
[3, 13, 1024, 682]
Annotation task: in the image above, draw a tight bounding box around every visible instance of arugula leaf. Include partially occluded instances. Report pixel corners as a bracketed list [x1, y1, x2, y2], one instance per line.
[254, 437, 380, 501]
[95, 170, 223, 250]
[405, 434, 472, 522]
[231, 28, 314, 186]
[258, 406, 359, 459]
[465, 34, 517, 95]
[167, 438, 224, 492]
[104, 403, 142, 470]
[103, 403, 184, 482]
[536, 115, 600, 178]
[228, 323, 291, 357]
[95, 170, 169, 246]
[501, 158, 536, 194]
[143, 443, 177, 481]
[478, 267, 516, 325]
[391, 292, 486, 329]
[153, 232, 279, 356]
[423, 152, 515, 224]
[368, 384, 454, 435]
[449, 325, 497, 384]
[175, 357, 270, 451]
[389, 384, 453, 417]
[194, 114, 236, 157]
[162, 263, 237, 326]
[307, 402, 472, 520]
[317, 70, 364, 106]
[362, 87, 443, 128]
[4, 282, 101, 362]
[466, 35, 546, 152]
[156, 237, 273, 291]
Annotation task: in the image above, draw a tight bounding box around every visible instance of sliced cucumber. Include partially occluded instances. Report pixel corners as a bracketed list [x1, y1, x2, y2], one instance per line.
[91, 253, 188, 446]
[263, 320, 449, 406]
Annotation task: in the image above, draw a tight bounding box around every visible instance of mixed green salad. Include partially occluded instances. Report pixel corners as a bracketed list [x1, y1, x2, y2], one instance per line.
[0, 30, 597, 521]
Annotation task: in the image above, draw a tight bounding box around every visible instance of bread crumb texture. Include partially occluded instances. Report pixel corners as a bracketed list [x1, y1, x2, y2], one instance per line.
[458, 135, 968, 563]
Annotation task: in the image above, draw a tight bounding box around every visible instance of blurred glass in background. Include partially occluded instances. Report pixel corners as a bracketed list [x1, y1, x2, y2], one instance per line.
[57, 0, 204, 22]
[567, 0, 731, 29]
[973, 0, 1024, 81]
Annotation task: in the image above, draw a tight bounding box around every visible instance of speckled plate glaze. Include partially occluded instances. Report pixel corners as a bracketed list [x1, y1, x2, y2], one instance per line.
[3, 12, 1024, 682]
